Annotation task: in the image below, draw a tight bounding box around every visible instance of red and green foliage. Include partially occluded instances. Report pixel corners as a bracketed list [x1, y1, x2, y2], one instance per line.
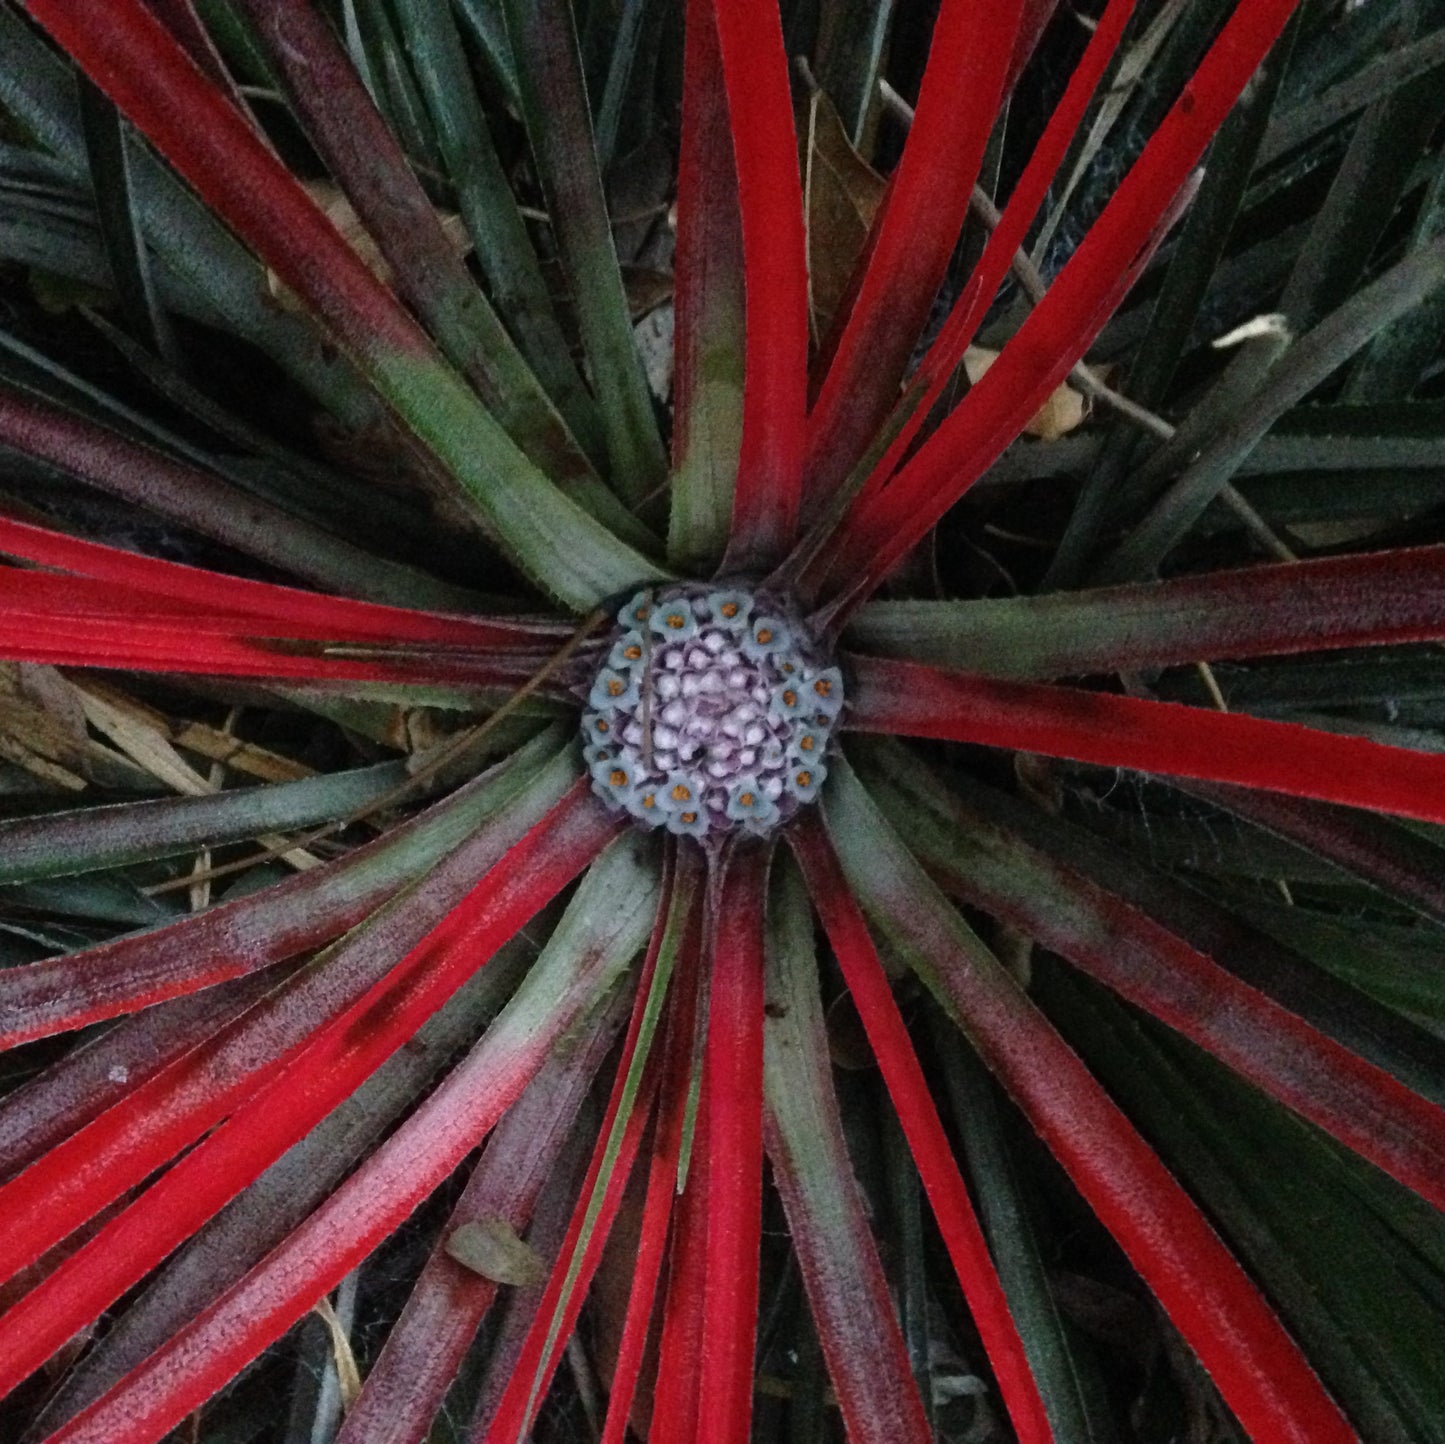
[1, 0, 1445, 1440]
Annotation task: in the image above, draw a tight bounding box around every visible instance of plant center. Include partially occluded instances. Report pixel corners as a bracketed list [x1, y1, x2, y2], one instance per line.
[582, 584, 843, 839]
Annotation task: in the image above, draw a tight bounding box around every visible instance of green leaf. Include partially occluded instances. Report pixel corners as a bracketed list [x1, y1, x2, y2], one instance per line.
[1046, 0, 1299, 586]
[1098, 233, 1445, 581]
[1346, 139, 1445, 401]
[0, 760, 408, 886]
[395, 0, 605, 461]
[0, 6, 384, 434]
[238, 0, 656, 555]
[1, 874, 177, 930]
[376, 349, 671, 609]
[812, 0, 895, 146]
[501, 0, 668, 505]
[1260, 20, 1445, 169]
[348, 0, 445, 177]
[194, 0, 278, 92]
[507, 834, 685, 1432]
[0, 325, 479, 610]
[762, 855, 931, 1444]
[1273, 12, 1445, 337]
[1230, 900, 1445, 1035]
[59, 312, 474, 592]
[593, 0, 651, 175]
[849, 542, 1445, 683]
[451, 0, 522, 109]
[75, 80, 179, 367]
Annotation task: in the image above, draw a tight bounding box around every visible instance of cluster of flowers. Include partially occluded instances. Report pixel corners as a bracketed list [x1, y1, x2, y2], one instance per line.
[582, 585, 844, 838]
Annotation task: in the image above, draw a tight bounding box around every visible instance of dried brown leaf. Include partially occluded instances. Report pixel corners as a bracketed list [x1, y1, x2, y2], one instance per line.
[267, 181, 470, 309]
[801, 88, 887, 343]
[171, 721, 311, 783]
[0, 663, 92, 790]
[68, 679, 320, 870]
[311, 1294, 363, 1411]
[964, 346, 1089, 440]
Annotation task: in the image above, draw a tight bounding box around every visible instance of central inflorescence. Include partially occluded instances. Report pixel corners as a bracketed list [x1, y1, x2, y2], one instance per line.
[582, 584, 843, 840]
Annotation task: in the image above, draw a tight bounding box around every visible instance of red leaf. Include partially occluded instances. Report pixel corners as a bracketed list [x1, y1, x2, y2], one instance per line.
[480, 852, 692, 1441]
[809, 0, 1301, 610]
[848, 654, 1445, 826]
[671, 0, 746, 563]
[46, 814, 632, 1444]
[836, 0, 1138, 517]
[650, 1092, 711, 1444]
[791, 817, 1052, 1443]
[912, 792, 1445, 1212]
[847, 543, 1445, 678]
[912, 910, 1355, 1443]
[802, 0, 1025, 514]
[599, 921, 703, 1444]
[0, 608, 548, 688]
[0, 784, 617, 1404]
[0, 738, 568, 1049]
[0, 974, 272, 1181]
[335, 990, 625, 1444]
[712, 0, 809, 567]
[697, 840, 769, 1444]
[827, 770, 1355, 1443]
[0, 517, 562, 648]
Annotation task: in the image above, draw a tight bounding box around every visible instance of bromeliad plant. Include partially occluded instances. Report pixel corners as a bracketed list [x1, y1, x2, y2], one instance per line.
[2, 0, 1445, 1440]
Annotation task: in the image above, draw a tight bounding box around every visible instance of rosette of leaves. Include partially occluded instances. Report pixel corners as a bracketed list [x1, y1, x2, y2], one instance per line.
[0, 1, 1444, 1442]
